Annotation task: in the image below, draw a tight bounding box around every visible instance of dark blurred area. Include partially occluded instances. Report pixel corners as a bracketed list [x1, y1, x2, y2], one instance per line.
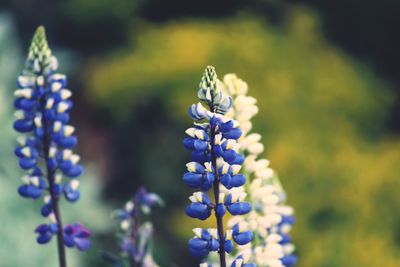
[5, 0, 400, 85]
[1, 0, 400, 266]
[5, 0, 400, 131]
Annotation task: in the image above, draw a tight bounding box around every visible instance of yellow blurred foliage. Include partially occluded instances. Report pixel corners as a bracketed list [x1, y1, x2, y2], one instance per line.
[85, 6, 400, 267]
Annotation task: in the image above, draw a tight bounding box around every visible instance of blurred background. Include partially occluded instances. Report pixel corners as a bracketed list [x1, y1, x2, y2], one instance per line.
[1, 0, 400, 266]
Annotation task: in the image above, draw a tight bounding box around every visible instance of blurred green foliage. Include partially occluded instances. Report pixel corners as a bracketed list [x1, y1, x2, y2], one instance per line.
[65, 0, 141, 23]
[84, 7, 400, 267]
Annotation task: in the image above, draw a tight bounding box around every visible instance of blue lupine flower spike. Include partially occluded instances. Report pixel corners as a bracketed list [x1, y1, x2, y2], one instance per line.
[108, 187, 162, 267]
[13, 26, 89, 267]
[184, 66, 254, 267]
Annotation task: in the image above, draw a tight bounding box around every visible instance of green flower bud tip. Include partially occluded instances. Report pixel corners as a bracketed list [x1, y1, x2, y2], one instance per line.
[28, 25, 51, 61]
[198, 65, 219, 102]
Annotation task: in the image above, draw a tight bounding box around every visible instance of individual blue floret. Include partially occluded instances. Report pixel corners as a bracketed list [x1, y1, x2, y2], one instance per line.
[231, 223, 253, 246]
[63, 223, 91, 251]
[186, 192, 213, 220]
[189, 228, 220, 260]
[35, 223, 58, 244]
[225, 191, 252, 216]
[183, 162, 215, 190]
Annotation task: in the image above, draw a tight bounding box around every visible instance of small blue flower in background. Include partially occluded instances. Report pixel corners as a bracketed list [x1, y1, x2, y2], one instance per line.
[13, 25, 89, 266]
[183, 66, 254, 267]
[63, 223, 91, 251]
[104, 187, 162, 267]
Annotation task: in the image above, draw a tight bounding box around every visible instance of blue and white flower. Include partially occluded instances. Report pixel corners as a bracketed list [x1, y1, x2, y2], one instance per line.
[183, 66, 254, 266]
[13, 26, 89, 251]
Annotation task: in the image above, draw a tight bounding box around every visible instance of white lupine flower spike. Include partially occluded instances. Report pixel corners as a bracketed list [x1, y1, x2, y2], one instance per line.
[223, 74, 297, 267]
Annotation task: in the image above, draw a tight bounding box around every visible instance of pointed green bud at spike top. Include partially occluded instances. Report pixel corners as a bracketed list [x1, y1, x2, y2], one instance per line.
[198, 65, 218, 97]
[25, 26, 57, 75]
[28, 26, 50, 60]
[197, 65, 232, 114]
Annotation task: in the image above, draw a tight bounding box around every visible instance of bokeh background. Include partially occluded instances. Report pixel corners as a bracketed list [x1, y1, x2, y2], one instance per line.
[1, 1, 400, 266]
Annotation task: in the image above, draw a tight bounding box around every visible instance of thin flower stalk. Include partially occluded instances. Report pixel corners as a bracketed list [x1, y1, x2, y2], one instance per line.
[108, 187, 162, 267]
